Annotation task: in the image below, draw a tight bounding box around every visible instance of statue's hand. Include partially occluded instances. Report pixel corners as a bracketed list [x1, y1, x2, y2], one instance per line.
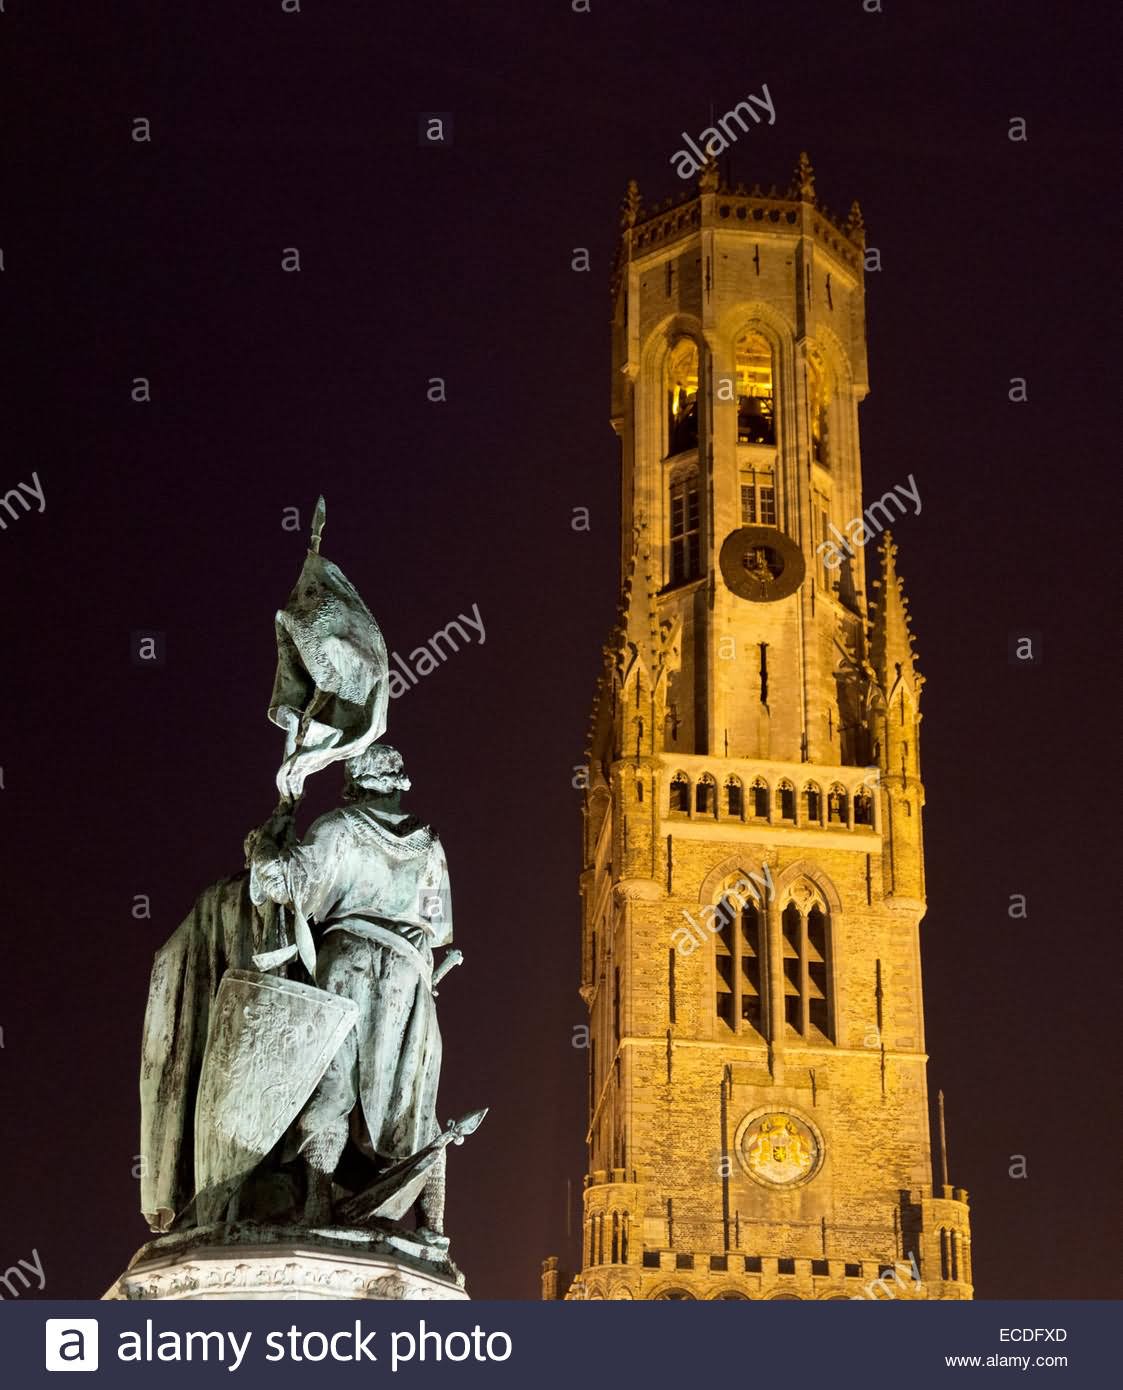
[244, 803, 297, 866]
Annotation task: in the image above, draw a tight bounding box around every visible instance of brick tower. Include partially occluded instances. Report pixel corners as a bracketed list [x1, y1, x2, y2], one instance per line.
[546, 155, 973, 1302]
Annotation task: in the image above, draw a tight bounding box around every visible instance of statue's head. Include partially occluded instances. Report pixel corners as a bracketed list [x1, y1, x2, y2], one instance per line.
[344, 743, 411, 800]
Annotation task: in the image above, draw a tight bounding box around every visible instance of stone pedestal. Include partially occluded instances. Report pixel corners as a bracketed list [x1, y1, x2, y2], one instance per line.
[104, 1222, 468, 1301]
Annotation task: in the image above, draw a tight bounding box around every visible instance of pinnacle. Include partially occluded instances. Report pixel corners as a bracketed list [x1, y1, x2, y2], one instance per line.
[869, 531, 920, 688]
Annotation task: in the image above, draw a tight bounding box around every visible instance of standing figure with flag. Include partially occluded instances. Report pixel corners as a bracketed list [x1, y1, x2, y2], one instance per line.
[248, 742, 454, 1233]
[139, 499, 481, 1255]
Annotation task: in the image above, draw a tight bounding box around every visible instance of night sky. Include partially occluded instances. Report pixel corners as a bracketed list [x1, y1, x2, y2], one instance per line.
[2, 2, 1119, 1301]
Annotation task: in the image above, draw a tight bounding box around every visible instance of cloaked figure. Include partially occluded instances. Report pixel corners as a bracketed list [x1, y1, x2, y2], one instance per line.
[249, 743, 454, 1236]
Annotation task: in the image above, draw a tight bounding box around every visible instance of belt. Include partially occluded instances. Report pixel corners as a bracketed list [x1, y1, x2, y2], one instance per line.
[321, 916, 433, 988]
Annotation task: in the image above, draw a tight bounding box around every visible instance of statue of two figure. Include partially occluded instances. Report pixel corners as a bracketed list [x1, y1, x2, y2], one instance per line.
[138, 502, 482, 1262]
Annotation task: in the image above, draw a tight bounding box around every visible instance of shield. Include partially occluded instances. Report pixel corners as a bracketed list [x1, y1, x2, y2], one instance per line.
[193, 969, 358, 1223]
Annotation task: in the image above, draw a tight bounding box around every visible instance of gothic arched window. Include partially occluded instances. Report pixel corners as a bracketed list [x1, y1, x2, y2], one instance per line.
[715, 894, 765, 1036]
[808, 350, 833, 468]
[669, 772, 690, 814]
[781, 889, 834, 1041]
[804, 782, 822, 824]
[695, 773, 716, 816]
[777, 779, 796, 822]
[724, 776, 744, 818]
[734, 330, 775, 445]
[715, 898, 736, 1031]
[750, 777, 769, 819]
[667, 338, 699, 456]
[854, 788, 874, 826]
[827, 783, 848, 825]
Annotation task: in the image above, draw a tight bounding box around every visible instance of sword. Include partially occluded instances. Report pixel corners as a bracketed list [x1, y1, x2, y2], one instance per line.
[431, 948, 463, 996]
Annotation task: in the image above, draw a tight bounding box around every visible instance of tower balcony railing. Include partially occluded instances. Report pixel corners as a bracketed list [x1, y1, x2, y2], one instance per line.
[661, 754, 881, 834]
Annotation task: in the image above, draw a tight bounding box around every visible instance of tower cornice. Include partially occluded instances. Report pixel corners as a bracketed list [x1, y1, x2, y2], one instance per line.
[612, 154, 866, 300]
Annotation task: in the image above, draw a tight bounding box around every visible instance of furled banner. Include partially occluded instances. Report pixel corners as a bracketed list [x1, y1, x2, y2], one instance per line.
[268, 497, 390, 801]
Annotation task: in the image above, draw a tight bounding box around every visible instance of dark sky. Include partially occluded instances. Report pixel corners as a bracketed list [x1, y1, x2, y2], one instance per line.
[2, 2, 1119, 1301]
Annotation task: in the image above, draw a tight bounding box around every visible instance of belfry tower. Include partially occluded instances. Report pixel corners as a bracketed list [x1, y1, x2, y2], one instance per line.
[544, 156, 973, 1302]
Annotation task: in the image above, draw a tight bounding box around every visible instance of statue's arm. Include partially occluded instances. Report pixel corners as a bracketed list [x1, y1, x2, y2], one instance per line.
[248, 809, 337, 921]
[421, 838, 453, 948]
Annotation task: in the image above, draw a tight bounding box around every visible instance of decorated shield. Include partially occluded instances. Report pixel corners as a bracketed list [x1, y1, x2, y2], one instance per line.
[193, 969, 358, 1222]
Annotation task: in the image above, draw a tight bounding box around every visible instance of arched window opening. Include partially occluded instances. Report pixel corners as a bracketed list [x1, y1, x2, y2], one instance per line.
[781, 892, 833, 1041]
[854, 788, 874, 826]
[808, 351, 833, 468]
[751, 778, 769, 819]
[807, 906, 829, 1035]
[827, 784, 848, 825]
[654, 1289, 695, 1300]
[777, 780, 796, 821]
[669, 473, 701, 584]
[611, 1212, 620, 1264]
[669, 772, 690, 814]
[725, 776, 744, 818]
[804, 783, 822, 824]
[715, 896, 764, 1036]
[739, 901, 764, 1033]
[734, 330, 775, 445]
[782, 903, 803, 1031]
[636, 779, 644, 803]
[813, 490, 835, 590]
[695, 773, 716, 816]
[667, 339, 699, 455]
[714, 899, 736, 1031]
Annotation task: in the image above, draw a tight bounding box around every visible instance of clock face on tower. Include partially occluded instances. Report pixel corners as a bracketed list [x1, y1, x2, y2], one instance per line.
[719, 525, 806, 602]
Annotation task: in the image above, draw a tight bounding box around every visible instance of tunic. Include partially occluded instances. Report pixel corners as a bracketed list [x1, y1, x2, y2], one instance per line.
[250, 801, 451, 1162]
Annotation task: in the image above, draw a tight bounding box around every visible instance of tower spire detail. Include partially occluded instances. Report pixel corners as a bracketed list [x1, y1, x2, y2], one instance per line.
[869, 531, 922, 695]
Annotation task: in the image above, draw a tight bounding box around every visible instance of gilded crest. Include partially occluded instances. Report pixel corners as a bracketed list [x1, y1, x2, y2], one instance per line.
[737, 1109, 822, 1188]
